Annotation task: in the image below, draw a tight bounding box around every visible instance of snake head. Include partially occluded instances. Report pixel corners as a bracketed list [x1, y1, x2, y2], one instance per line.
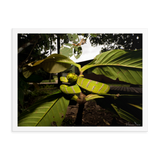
[67, 73, 78, 84]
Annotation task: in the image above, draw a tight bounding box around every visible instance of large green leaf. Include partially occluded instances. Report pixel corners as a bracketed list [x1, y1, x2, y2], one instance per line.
[111, 104, 141, 125]
[81, 49, 142, 85]
[18, 90, 70, 126]
[41, 54, 71, 73]
[95, 94, 142, 125]
[23, 54, 81, 78]
[55, 54, 81, 71]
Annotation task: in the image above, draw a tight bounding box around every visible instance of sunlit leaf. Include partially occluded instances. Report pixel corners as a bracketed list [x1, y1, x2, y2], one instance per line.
[22, 54, 81, 78]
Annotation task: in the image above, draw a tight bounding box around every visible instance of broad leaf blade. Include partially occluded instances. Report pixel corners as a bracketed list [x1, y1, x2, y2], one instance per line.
[37, 96, 69, 126]
[95, 94, 142, 124]
[22, 54, 81, 78]
[22, 65, 40, 78]
[111, 104, 141, 124]
[41, 54, 72, 73]
[81, 50, 142, 85]
[113, 94, 142, 123]
[18, 90, 70, 126]
[56, 59, 81, 72]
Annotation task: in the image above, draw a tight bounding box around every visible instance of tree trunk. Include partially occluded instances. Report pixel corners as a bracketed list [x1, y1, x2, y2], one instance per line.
[57, 34, 62, 86]
[49, 73, 51, 82]
[49, 40, 52, 82]
[75, 103, 85, 126]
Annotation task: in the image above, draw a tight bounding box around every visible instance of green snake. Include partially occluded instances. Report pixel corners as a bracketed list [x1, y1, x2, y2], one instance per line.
[60, 73, 110, 103]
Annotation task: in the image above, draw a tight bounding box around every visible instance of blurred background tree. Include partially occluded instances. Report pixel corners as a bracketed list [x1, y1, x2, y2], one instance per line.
[18, 33, 142, 88]
[89, 34, 142, 52]
[18, 33, 142, 69]
[18, 34, 71, 82]
[18, 34, 70, 68]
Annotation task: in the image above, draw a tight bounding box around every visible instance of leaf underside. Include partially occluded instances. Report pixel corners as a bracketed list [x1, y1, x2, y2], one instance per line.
[81, 49, 142, 85]
[18, 90, 70, 126]
[95, 94, 142, 124]
[23, 54, 81, 78]
[111, 104, 141, 124]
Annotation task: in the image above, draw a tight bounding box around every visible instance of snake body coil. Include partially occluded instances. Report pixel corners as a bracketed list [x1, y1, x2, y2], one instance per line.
[60, 75, 110, 96]
[77, 76, 110, 95]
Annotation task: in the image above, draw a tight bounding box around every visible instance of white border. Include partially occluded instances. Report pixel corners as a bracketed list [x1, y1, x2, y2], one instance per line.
[12, 28, 147, 34]
[9, 27, 11, 132]
[12, 28, 148, 132]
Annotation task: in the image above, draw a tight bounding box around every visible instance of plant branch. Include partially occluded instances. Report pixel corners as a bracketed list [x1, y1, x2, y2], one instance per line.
[75, 92, 86, 126]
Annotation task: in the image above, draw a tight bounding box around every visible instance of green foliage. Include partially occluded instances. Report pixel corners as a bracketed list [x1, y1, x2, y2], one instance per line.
[18, 33, 86, 70]
[18, 32, 143, 126]
[73, 46, 82, 59]
[111, 104, 141, 124]
[22, 54, 81, 78]
[89, 34, 142, 51]
[60, 44, 73, 57]
[67, 34, 79, 43]
[81, 49, 142, 85]
[95, 94, 142, 125]
[18, 34, 57, 67]
[18, 90, 70, 126]
[60, 40, 83, 59]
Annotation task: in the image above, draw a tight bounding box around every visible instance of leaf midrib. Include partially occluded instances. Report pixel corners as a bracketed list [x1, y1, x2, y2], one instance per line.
[81, 63, 142, 73]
